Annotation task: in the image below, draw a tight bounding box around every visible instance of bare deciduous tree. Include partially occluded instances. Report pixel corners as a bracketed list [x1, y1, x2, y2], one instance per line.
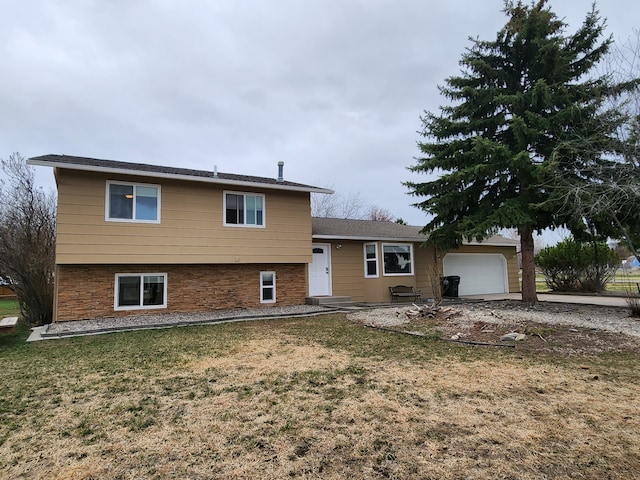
[0, 153, 56, 325]
[311, 186, 395, 221]
[311, 188, 366, 219]
[547, 31, 640, 262]
[365, 205, 395, 222]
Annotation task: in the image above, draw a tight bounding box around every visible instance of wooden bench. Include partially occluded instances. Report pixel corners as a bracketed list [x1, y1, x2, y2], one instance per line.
[389, 285, 422, 303]
[0, 316, 18, 334]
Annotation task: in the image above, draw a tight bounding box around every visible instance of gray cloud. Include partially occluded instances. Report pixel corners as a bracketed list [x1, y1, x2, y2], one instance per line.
[1, 0, 636, 224]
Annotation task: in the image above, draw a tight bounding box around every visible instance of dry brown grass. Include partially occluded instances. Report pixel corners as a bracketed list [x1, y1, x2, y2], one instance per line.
[2, 314, 640, 479]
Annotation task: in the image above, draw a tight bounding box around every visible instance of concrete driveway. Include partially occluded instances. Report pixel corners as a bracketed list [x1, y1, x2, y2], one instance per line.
[462, 292, 630, 308]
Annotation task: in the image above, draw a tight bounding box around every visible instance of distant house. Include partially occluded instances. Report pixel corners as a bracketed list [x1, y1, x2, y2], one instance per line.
[29, 154, 519, 323]
[626, 256, 640, 270]
[0, 279, 15, 298]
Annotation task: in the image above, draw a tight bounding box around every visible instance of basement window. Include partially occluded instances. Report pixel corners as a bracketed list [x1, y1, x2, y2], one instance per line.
[115, 273, 167, 310]
[260, 272, 276, 303]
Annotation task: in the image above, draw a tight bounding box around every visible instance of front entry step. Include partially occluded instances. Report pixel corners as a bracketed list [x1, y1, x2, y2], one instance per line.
[306, 296, 353, 306]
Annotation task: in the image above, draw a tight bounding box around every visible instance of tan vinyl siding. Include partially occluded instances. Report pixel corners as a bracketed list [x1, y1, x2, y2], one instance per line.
[325, 241, 518, 302]
[328, 240, 436, 303]
[55, 169, 312, 265]
[330, 242, 366, 301]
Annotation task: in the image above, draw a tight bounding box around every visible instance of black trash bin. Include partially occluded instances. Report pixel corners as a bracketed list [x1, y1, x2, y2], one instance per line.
[441, 275, 461, 298]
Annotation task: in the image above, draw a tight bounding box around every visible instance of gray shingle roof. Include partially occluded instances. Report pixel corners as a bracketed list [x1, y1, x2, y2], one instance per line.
[28, 154, 332, 194]
[311, 217, 519, 246]
[312, 217, 427, 242]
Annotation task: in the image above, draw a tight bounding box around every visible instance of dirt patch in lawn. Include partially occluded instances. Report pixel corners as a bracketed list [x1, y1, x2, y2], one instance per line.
[348, 300, 640, 355]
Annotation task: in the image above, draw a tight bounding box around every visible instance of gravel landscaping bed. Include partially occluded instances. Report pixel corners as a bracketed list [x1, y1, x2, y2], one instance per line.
[348, 300, 640, 354]
[349, 301, 640, 336]
[42, 305, 333, 337]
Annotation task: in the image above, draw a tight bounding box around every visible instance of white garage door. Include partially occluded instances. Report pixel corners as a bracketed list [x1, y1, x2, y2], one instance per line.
[443, 253, 508, 296]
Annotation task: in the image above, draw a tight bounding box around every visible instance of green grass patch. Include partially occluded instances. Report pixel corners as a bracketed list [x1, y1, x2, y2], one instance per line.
[0, 298, 19, 318]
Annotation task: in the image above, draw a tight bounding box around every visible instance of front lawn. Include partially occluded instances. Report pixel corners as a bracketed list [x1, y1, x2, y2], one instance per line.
[1, 314, 639, 479]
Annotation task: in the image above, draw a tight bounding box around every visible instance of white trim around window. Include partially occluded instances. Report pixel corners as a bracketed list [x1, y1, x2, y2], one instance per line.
[260, 271, 276, 304]
[105, 180, 161, 223]
[223, 191, 266, 227]
[114, 273, 167, 311]
[363, 242, 379, 278]
[382, 243, 414, 276]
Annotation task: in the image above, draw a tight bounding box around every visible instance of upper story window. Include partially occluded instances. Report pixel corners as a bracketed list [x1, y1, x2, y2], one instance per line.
[106, 181, 160, 223]
[224, 191, 265, 227]
[364, 242, 379, 278]
[382, 243, 414, 276]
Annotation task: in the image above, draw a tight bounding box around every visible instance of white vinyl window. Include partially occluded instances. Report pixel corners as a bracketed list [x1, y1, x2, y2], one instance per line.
[364, 242, 379, 278]
[224, 191, 265, 227]
[106, 181, 160, 223]
[115, 273, 167, 310]
[260, 271, 276, 303]
[382, 244, 414, 276]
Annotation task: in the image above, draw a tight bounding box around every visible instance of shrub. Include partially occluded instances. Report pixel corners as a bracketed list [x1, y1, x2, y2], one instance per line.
[0, 154, 56, 325]
[535, 238, 619, 293]
[626, 292, 640, 318]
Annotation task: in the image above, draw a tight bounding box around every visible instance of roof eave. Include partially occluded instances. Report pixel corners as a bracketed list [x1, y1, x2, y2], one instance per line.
[312, 234, 428, 243]
[312, 235, 518, 247]
[27, 158, 334, 194]
[463, 240, 519, 247]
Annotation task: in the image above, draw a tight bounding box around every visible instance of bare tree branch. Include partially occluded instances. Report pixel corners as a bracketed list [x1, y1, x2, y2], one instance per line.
[311, 185, 395, 221]
[0, 153, 56, 325]
[544, 30, 640, 261]
[365, 205, 395, 222]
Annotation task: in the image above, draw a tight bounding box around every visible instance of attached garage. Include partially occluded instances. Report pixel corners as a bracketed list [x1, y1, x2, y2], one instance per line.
[310, 218, 520, 302]
[443, 253, 509, 296]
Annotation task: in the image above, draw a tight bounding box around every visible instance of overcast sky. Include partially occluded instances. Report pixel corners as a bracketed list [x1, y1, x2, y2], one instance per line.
[1, 1, 637, 226]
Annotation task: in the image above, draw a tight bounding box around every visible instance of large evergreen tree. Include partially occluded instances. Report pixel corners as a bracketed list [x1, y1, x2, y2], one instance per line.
[406, 0, 623, 304]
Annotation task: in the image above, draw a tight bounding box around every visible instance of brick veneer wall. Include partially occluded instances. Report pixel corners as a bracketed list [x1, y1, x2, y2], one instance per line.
[55, 263, 307, 322]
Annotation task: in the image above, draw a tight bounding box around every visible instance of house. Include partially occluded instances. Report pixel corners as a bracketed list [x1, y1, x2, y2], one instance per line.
[29, 154, 519, 323]
[28, 154, 332, 322]
[310, 217, 519, 303]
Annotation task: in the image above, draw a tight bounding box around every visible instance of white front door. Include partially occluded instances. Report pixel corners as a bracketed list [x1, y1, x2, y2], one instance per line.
[309, 244, 332, 296]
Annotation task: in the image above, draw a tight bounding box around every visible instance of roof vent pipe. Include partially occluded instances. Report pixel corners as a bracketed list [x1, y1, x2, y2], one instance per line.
[213, 165, 218, 177]
[277, 161, 284, 182]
